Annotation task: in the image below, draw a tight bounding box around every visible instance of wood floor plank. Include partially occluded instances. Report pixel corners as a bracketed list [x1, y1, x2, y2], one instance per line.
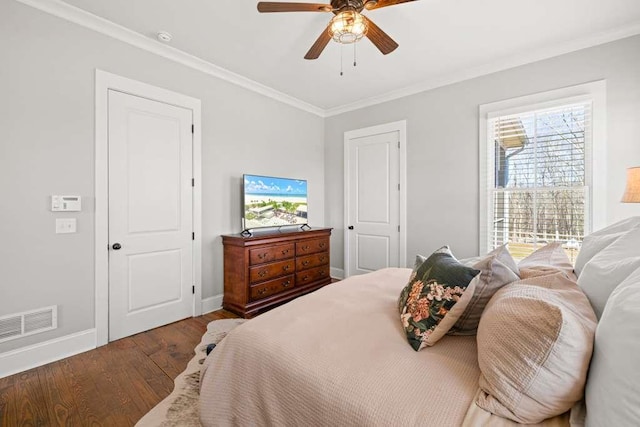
[60, 352, 108, 426]
[0, 309, 239, 426]
[192, 316, 213, 329]
[0, 368, 48, 427]
[91, 344, 146, 425]
[103, 341, 174, 423]
[174, 318, 208, 344]
[129, 328, 163, 357]
[146, 325, 198, 379]
[37, 361, 84, 427]
[0, 374, 17, 426]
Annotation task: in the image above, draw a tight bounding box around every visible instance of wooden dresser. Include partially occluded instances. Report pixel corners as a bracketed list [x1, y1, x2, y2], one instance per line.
[222, 228, 332, 318]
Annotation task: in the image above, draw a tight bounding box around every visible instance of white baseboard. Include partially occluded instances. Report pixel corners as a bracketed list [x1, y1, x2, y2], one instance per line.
[201, 294, 224, 314]
[0, 329, 96, 379]
[330, 267, 345, 280]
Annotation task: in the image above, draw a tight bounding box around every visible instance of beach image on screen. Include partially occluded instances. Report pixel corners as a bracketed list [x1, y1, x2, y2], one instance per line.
[244, 175, 308, 229]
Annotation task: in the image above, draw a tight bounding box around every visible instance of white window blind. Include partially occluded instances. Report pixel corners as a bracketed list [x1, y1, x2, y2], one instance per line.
[487, 102, 591, 262]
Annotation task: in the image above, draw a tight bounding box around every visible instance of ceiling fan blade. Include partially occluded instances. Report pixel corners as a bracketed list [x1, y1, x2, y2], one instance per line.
[304, 26, 332, 60]
[364, 0, 417, 10]
[257, 2, 332, 13]
[363, 16, 398, 55]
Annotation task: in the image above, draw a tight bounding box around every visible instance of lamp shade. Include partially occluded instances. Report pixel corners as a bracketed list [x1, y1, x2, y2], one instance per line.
[622, 167, 640, 203]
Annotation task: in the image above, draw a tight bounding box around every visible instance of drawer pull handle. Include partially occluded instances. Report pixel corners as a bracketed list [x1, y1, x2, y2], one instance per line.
[319, 256, 326, 262]
[282, 249, 289, 255]
[258, 288, 267, 295]
[283, 265, 290, 271]
[319, 242, 326, 248]
[302, 260, 310, 266]
[258, 270, 268, 278]
[319, 271, 326, 276]
[302, 275, 310, 281]
[258, 253, 268, 259]
[283, 281, 291, 287]
[302, 245, 310, 251]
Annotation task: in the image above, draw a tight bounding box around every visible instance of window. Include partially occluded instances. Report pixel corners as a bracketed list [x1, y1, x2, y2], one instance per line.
[479, 82, 606, 262]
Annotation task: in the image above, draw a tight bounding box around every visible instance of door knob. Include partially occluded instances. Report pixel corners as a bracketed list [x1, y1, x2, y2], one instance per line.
[112, 243, 122, 250]
[348, 226, 354, 230]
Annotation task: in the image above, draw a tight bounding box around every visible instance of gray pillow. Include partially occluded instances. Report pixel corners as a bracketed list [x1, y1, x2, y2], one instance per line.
[449, 245, 520, 335]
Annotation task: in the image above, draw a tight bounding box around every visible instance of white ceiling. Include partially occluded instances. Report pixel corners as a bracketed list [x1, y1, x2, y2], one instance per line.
[60, 0, 640, 112]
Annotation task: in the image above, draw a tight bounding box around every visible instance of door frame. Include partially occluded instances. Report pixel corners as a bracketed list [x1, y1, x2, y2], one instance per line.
[94, 70, 202, 346]
[343, 120, 407, 277]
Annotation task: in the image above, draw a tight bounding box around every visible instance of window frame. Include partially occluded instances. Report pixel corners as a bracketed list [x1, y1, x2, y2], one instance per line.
[478, 81, 607, 256]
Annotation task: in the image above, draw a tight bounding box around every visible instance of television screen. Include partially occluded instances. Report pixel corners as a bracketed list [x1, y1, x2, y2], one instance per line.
[243, 174, 308, 230]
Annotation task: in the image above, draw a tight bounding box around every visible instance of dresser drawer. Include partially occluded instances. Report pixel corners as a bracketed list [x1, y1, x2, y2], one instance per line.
[296, 238, 329, 256]
[296, 251, 329, 271]
[249, 243, 294, 265]
[250, 275, 294, 301]
[249, 259, 295, 283]
[296, 265, 330, 285]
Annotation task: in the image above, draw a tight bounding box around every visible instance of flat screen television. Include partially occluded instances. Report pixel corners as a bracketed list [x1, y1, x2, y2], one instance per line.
[242, 174, 308, 232]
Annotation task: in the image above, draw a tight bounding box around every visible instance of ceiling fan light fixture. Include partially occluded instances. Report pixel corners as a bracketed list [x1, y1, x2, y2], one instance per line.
[329, 9, 368, 44]
[364, 0, 378, 9]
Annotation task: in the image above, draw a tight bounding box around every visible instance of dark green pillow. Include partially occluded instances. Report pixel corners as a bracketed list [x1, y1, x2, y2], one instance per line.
[398, 247, 480, 351]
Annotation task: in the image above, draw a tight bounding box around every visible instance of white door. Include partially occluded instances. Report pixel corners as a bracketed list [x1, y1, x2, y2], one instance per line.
[108, 90, 194, 341]
[346, 129, 401, 276]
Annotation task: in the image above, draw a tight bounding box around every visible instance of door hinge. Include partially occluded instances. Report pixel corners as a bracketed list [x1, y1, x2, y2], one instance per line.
[397, 225, 400, 232]
[191, 124, 194, 134]
[192, 285, 195, 294]
[398, 141, 400, 148]
[192, 232, 195, 240]
[192, 178, 195, 187]
[397, 183, 400, 191]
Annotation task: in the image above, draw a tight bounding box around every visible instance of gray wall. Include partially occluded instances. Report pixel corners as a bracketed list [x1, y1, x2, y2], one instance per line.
[0, 1, 324, 352]
[325, 35, 640, 270]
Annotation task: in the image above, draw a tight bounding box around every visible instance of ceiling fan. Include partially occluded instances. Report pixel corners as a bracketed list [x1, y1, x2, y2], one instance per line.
[257, 0, 417, 60]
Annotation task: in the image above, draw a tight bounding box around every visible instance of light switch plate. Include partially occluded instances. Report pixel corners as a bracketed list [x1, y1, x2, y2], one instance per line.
[56, 218, 77, 234]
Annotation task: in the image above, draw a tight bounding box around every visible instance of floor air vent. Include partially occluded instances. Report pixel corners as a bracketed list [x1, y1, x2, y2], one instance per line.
[0, 306, 57, 343]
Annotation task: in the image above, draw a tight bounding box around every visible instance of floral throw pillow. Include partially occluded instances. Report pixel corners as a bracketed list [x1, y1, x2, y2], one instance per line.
[398, 247, 480, 351]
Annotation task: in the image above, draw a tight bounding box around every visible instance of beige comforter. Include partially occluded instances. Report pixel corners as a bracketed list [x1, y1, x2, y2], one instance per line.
[200, 268, 569, 426]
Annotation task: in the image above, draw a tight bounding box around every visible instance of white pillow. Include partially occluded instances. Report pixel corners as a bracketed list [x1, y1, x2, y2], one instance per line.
[585, 266, 640, 426]
[574, 216, 640, 277]
[577, 226, 640, 318]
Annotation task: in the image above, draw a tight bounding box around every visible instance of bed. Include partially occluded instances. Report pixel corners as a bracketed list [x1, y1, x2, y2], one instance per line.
[200, 217, 640, 426]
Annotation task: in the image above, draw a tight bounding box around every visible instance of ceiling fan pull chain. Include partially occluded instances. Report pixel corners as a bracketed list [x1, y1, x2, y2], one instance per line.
[340, 44, 344, 76]
[354, 43, 357, 67]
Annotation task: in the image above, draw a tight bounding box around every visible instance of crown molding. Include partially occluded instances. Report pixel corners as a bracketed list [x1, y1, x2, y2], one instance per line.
[14, 0, 640, 119]
[324, 20, 640, 117]
[14, 0, 326, 117]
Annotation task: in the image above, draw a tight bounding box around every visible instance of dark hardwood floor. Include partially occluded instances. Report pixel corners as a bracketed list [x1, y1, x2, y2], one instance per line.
[0, 310, 239, 427]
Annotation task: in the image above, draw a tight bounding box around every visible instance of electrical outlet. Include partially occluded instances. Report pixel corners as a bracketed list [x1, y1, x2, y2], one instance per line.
[55, 218, 77, 234]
